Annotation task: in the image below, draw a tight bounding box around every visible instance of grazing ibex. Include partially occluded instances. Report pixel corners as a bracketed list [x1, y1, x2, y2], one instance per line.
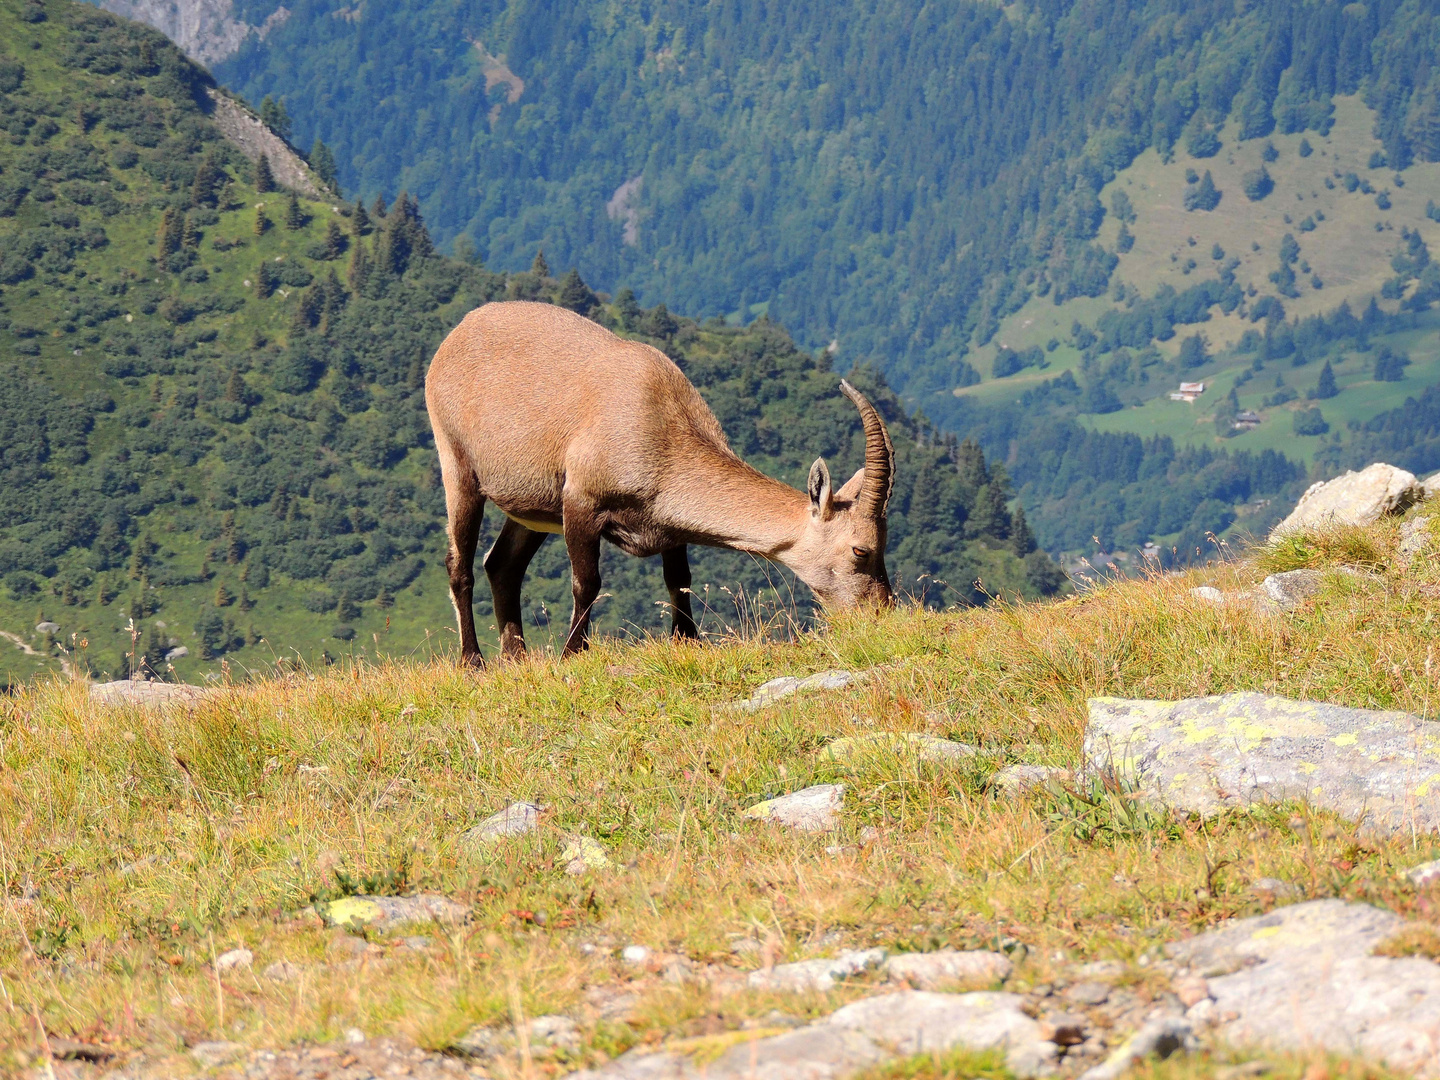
[425, 301, 894, 663]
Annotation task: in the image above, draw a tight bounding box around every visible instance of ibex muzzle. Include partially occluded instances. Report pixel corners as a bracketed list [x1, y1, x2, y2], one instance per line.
[425, 301, 894, 663]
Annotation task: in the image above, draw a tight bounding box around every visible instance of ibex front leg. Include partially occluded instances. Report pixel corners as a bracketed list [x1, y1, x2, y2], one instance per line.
[662, 545, 698, 640]
[561, 496, 603, 656]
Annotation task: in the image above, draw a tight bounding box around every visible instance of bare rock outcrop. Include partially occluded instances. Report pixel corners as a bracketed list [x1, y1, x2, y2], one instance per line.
[204, 89, 324, 197]
[1271, 462, 1423, 538]
[97, 0, 289, 66]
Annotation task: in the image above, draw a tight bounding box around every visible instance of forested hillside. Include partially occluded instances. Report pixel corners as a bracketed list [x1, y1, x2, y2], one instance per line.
[0, 0, 1062, 686]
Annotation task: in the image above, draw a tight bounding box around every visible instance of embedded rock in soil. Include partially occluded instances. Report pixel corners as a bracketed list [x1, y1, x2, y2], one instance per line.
[821, 732, 978, 766]
[742, 784, 844, 831]
[747, 948, 887, 992]
[561, 836, 612, 874]
[1078, 1018, 1195, 1080]
[732, 670, 862, 711]
[1085, 693, 1440, 838]
[1260, 567, 1373, 610]
[1400, 515, 1434, 564]
[566, 990, 1056, 1078]
[315, 893, 470, 932]
[463, 801, 542, 844]
[90, 679, 216, 707]
[190, 1041, 246, 1067]
[1407, 860, 1440, 888]
[214, 947, 252, 972]
[993, 764, 1072, 794]
[1271, 462, 1423, 538]
[1166, 899, 1440, 1076]
[882, 948, 1011, 989]
[1190, 586, 1225, 603]
[1425, 472, 1440, 500]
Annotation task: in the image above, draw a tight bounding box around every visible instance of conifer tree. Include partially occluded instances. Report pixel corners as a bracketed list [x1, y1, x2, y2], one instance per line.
[214, 583, 232, 608]
[324, 219, 346, 259]
[351, 197, 370, 236]
[371, 193, 387, 220]
[224, 370, 246, 403]
[181, 212, 200, 250]
[156, 207, 182, 258]
[259, 95, 292, 140]
[253, 209, 270, 236]
[557, 267, 598, 314]
[615, 287, 642, 330]
[1312, 359, 1339, 399]
[309, 138, 338, 189]
[255, 153, 275, 193]
[189, 153, 220, 207]
[256, 262, 277, 298]
[284, 191, 305, 230]
[1010, 504, 1037, 556]
[531, 248, 550, 277]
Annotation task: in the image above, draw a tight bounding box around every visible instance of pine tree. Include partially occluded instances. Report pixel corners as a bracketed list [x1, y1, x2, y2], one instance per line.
[972, 482, 1010, 540]
[615, 287, 642, 330]
[190, 153, 220, 207]
[324, 219, 346, 259]
[1010, 504, 1036, 556]
[1312, 359, 1339, 399]
[214, 583, 232, 608]
[253, 209, 270, 236]
[531, 248, 550, 277]
[156, 207, 182, 258]
[224, 370, 246, 402]
[557, 268, 598, 314]
[309, 138, 338, 189]
[256, 262, 277, 298]
[255, 153, 275, 193]
[284, 191, 305, 230]
[371, 193, 387, 220]
[351, 197, 370, 236]
[375, 587, 393, 610]
[259, 95, 292, 140]
[347, 242, 371, 293]
[181, 212, 201, 250]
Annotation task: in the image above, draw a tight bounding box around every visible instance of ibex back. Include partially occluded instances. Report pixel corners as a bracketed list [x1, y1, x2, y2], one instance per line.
[425, 301, 894, 663]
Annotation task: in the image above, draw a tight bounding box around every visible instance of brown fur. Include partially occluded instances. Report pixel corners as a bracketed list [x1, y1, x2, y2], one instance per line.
[425, 301, 894, 662]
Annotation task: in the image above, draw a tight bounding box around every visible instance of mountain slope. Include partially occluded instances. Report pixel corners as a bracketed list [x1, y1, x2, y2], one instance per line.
[0, 0, 1061, 686]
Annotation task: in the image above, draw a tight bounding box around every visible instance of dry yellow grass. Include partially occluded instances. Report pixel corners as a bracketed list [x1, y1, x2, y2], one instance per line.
[1, 508, 1437, 1075]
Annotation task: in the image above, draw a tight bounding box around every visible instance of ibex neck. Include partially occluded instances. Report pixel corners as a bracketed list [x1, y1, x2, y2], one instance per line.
[664, 454, 809, 558]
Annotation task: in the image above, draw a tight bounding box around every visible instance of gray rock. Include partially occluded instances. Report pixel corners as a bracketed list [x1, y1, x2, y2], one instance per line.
[455, 1015, 583, 1059]
[1399, 515, 1433, 563]
[465, 801, 542, 843]
[742, 783, 844, 831]
[1259, 567, 1373, 610]
[35, 621, 59, 634]
[883, 948, 1011, 990]
[622, 944, 652, 965]
[1166, 899, 1440, 1075]
[821, 732, 978, 766]
[561, 836, 612, 874]
[1078, 1018, 1194, 1080]
[530, 1015, 582, 1053]
[164, 645, 189, 661]
[565, 990, 1055, 1078]
[1248, 877, 1300, 900]
[190, 1041, 246, 1067]
[1085, 692, 1440, 838]
[90, 679, 215, 708]
[1064, 981, 1111, 1006]
[1038, 1011, 1088, 1046]
[315, 893, 470, 932]
[1190, 586, 1225, 603]
[993, 764, 1072, 794]
[733, 670, 862, 711]
[1271, 462, 1424, 538]
[1425, 472, 1440, 500]
[748, 948, 886, 991]
[262, 960, 300, 982]
[214, 947, 252, 972]
[1407, 859, 1440, 888]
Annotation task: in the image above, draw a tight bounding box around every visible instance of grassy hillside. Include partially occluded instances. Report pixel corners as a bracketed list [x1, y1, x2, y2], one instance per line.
[0, 0, 1060, 689]
[0, 508, 1436, 1074]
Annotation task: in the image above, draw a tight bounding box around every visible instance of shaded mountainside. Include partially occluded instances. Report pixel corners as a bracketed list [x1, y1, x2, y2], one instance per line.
[0, 0, 1061, 686]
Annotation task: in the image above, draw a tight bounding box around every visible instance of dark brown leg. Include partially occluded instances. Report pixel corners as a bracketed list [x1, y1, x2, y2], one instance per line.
[438, 446, 486, 667]
[561, 498, 603, 657]
[661, 545, 698, 640]
[483, 517, 548, 659]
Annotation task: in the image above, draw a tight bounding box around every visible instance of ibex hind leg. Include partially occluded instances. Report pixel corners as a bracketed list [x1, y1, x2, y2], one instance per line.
[661, 545, 699, 640]
[438, 442, 486, 668]
[561, 499, 603, 657]
[484, 517, 548, 659]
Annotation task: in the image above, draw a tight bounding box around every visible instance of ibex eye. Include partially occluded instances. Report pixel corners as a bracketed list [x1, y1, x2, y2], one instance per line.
[852, 547, 869, 559]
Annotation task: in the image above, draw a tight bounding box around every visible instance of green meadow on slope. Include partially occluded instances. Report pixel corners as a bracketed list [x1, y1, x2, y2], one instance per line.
[0, 0, 1066, 688]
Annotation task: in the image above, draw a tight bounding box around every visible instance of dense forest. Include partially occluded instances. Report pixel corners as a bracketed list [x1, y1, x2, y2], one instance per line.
[0, 0, 1061, 684]
[200, 0, 1440, 396]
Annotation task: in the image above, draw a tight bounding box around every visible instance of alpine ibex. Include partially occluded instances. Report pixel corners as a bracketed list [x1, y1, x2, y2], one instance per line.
[425, 301, 894, 663]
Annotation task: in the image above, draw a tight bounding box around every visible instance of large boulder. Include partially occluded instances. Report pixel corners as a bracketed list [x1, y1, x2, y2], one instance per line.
[1168, 900, 1440, 1077]
[1270, 462, 1423, 538]
[1085, 693, 1440, 838]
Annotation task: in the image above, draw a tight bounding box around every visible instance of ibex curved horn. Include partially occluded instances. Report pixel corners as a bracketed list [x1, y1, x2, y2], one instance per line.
[839, 379, 893, 519]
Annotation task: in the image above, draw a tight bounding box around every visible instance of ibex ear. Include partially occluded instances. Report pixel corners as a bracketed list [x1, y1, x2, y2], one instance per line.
[807, 458, 834, 521]
[834, 467, 866, 504]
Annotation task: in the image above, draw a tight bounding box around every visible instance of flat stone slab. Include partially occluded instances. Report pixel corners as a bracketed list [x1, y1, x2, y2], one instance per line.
[1272, 462, 1424, 538]
[1085, 692, 1440, 838]
[462, 801, 542, 844]
[1261, 567, 1374, 610]
[732, 670, 862, 712]
[1400, 515, 1434, 563]
[1167, 899, 1440, 1076]
[742, 784, 844, 831]
[993, 764, 1072, 794]
[315, 893, 470, 932]
[567, 991, 1055, 1079]
[882, 949, 1011, 990]
[90, 680, 216, 707]
[820, 732, 978, 766]
[747, 948, 886, 992]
